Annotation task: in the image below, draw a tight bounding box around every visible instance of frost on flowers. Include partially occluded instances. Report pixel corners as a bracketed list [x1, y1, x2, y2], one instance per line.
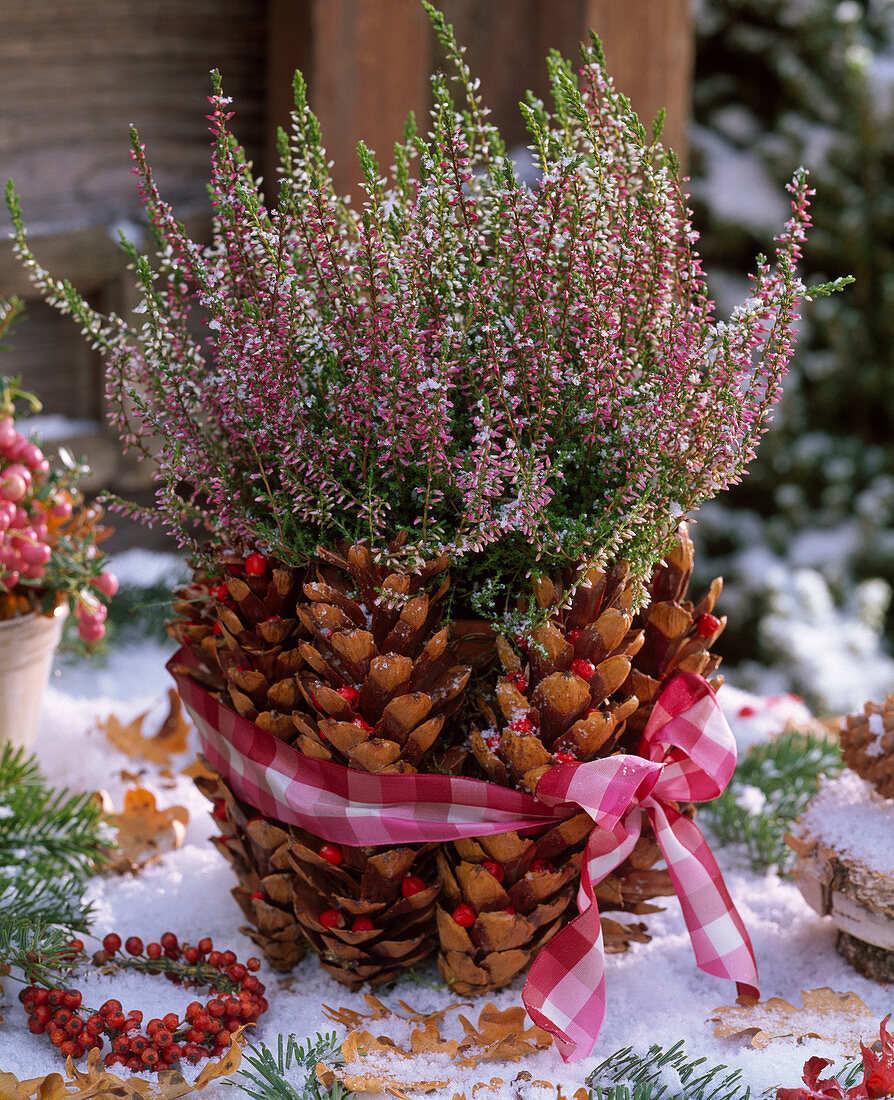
[5, 6, 849, 615]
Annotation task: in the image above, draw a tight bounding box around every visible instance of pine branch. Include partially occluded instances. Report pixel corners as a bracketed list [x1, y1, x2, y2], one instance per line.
[698, 728, 843, 872]
[585, 1040, 752, 1100]
[235, 1032, 352, 1100]
[0, 744, 107, 979]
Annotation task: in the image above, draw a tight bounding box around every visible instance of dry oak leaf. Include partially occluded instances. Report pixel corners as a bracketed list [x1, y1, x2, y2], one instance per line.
[3, 1028, 249, 1100]
[315, 1062, 447, 1098]
[456, 1003, 552, 1067]
[710, 988, 878, 1054]
[179, 758, 217, 783]
[103, 787, 189, 872]
[99, 690, 191, 764]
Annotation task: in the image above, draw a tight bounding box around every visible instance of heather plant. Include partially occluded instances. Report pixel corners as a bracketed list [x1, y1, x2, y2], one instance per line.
[5, 6, 847, 622]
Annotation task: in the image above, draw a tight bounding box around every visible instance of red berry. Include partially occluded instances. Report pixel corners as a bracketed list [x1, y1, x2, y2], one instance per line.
[50, 1028, 67, 1047]
[508, 715, 532, 733]
[507, 672, 527, 693]
[155, 1028, 173, 1048]
[104, 1053, 127, 1068]
[129, 1035, 149, 1054]
[160, 931, 178, 950]
[738, 705, 756, 718]
[63, 989, 82, 1009]
[208, 951, 224, 966]
[566, 628, 582, 644]
[28, 1019, 46, 1034]
[336, 685, 360, 707]
[554, 751, 577, 764]
[163, 1044, 182, 1064]
[106, 1011, 126, 1030]
[221, 950, 237, 967]
[184, 946, 200, 964]
[696, 613, 721, 638]
[67, 938, 85, 956]
[246, 957, 261, 971]
[197, 937, 213, 954]
[207, 999, 225, 1017]
[141, 1049, 159, 1066]
[183, 1044, 204, 1064]
[86, 1015, 105, 1035]
[401, 874, 426, 898]
[481, 860, 504, 882]
[212, 621, 222, 635]
[485, 735, 501, 753]
[102, 933, 122, 954]
[503, 905, 516, 915]
[146, 942, 162, 960]
[59, 1040, 77, 1058]
[124, 936, 143, 956]
[351, 916, 375, 932]
[228, 963, 247, 982]
[244, 552, 267, 576]
[451, 904, 476, 927]
[242, 974, 260, 992]
[127, 1057, 143, 1072]
[113, 1034, 131, 1054]
[186, 1028, 206, 1044]
[319, 843, 344, 866]
[53, 1009, 73, 1027]
[194, 1013, 213, 1032]
[47, 988, 65, 1007]
[34, 1006, 53, 1026]
[33, 988, 49, 1006]
[163, 1012, 180, 1031]
[530, 859, 554, 874]
[571, 658, 596, 680]
[100, 999, 122, 1018]
[351, 715, 374, 734]
[65, 1016, 84, 1036]
[319, 909, 345, 929]
[186, 1001, 204, 1020]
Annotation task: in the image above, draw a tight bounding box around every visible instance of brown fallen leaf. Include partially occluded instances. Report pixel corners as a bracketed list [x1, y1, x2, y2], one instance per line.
[397, 1000, 472, 1026]
[410, 1023, 461, 1058]
[103, 787, 189, 873]
[315, 1063, 447, 1098]
[4, 1030, 248, 1100]
[99, 690, 191, 764]
[179, 757, 218, 783]
[710, 987, 878, 1053]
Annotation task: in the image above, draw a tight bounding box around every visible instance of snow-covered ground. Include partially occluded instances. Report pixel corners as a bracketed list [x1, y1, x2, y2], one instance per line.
[1, 633, 891, 1099]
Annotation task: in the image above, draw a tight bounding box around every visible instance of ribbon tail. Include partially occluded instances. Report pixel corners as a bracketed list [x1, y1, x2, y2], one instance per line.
[650, 801, 759, 1000]
[523, 902, 606, 1062]
[523, 812, 642, 1062]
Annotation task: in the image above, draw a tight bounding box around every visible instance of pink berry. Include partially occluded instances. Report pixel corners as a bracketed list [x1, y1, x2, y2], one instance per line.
[0, 571, 20, 591]
[93, 571, 119, 598]
[50, 496, 73, 520]
[21, 443, 44, 470]
[77, 619, 105, 643]
[0, 467, 29, 502]
[0, 419, 15, 449]
[20, 539, 51, 567]
[0, 502, 14, 530]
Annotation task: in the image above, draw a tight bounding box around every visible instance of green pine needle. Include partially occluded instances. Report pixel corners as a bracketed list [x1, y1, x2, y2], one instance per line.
[699, 728, 843, 872]
[235, 1032, 352, 1100]
[585, 1040, 751, 1100]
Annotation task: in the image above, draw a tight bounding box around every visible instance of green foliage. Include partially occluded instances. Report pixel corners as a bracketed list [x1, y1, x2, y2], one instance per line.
[0, 743, 108, 977]
[585, 1040, 751, 1100]
[699, 729, 843, 871]
[235, 1032, 352, 1100]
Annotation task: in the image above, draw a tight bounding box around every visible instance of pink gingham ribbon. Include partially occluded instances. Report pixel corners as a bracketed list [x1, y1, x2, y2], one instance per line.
[169, 651, 758, 1061]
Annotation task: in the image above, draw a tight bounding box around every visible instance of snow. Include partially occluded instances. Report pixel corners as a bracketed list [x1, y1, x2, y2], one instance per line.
[2, 637, 892, 1099]
[800, 770, 894, 877]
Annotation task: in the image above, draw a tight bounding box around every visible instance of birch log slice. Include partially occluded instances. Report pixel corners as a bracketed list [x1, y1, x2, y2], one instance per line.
[787, 770, 894, 983]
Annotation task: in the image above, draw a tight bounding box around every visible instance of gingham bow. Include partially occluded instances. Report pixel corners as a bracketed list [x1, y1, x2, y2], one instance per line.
[170, 653, 758, 1062]
[523, 672, 759, 1060]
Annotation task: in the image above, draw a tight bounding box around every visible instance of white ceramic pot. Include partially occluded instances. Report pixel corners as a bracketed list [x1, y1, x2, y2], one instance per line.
[0, 603, 68, 750]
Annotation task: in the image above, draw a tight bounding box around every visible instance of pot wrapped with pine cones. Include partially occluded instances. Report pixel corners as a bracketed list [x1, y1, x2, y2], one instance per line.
[12, 0, 842, 1062]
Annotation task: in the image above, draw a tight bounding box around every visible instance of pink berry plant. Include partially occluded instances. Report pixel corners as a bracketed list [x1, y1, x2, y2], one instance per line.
[0, 300, 116, 641]
[5, 6, 849, 625]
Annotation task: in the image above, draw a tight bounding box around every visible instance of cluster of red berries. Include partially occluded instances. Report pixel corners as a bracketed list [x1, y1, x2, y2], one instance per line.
[18, 933, 266, 1071]
[313, 845, 429, 931]
[448, 858, 554, 927]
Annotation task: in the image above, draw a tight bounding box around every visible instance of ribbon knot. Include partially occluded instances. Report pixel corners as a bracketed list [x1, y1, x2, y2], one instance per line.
[524, 673, 758, 1061]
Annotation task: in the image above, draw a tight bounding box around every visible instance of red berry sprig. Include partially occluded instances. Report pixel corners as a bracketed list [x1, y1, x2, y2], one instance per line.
[18, 934, 266, 1072]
